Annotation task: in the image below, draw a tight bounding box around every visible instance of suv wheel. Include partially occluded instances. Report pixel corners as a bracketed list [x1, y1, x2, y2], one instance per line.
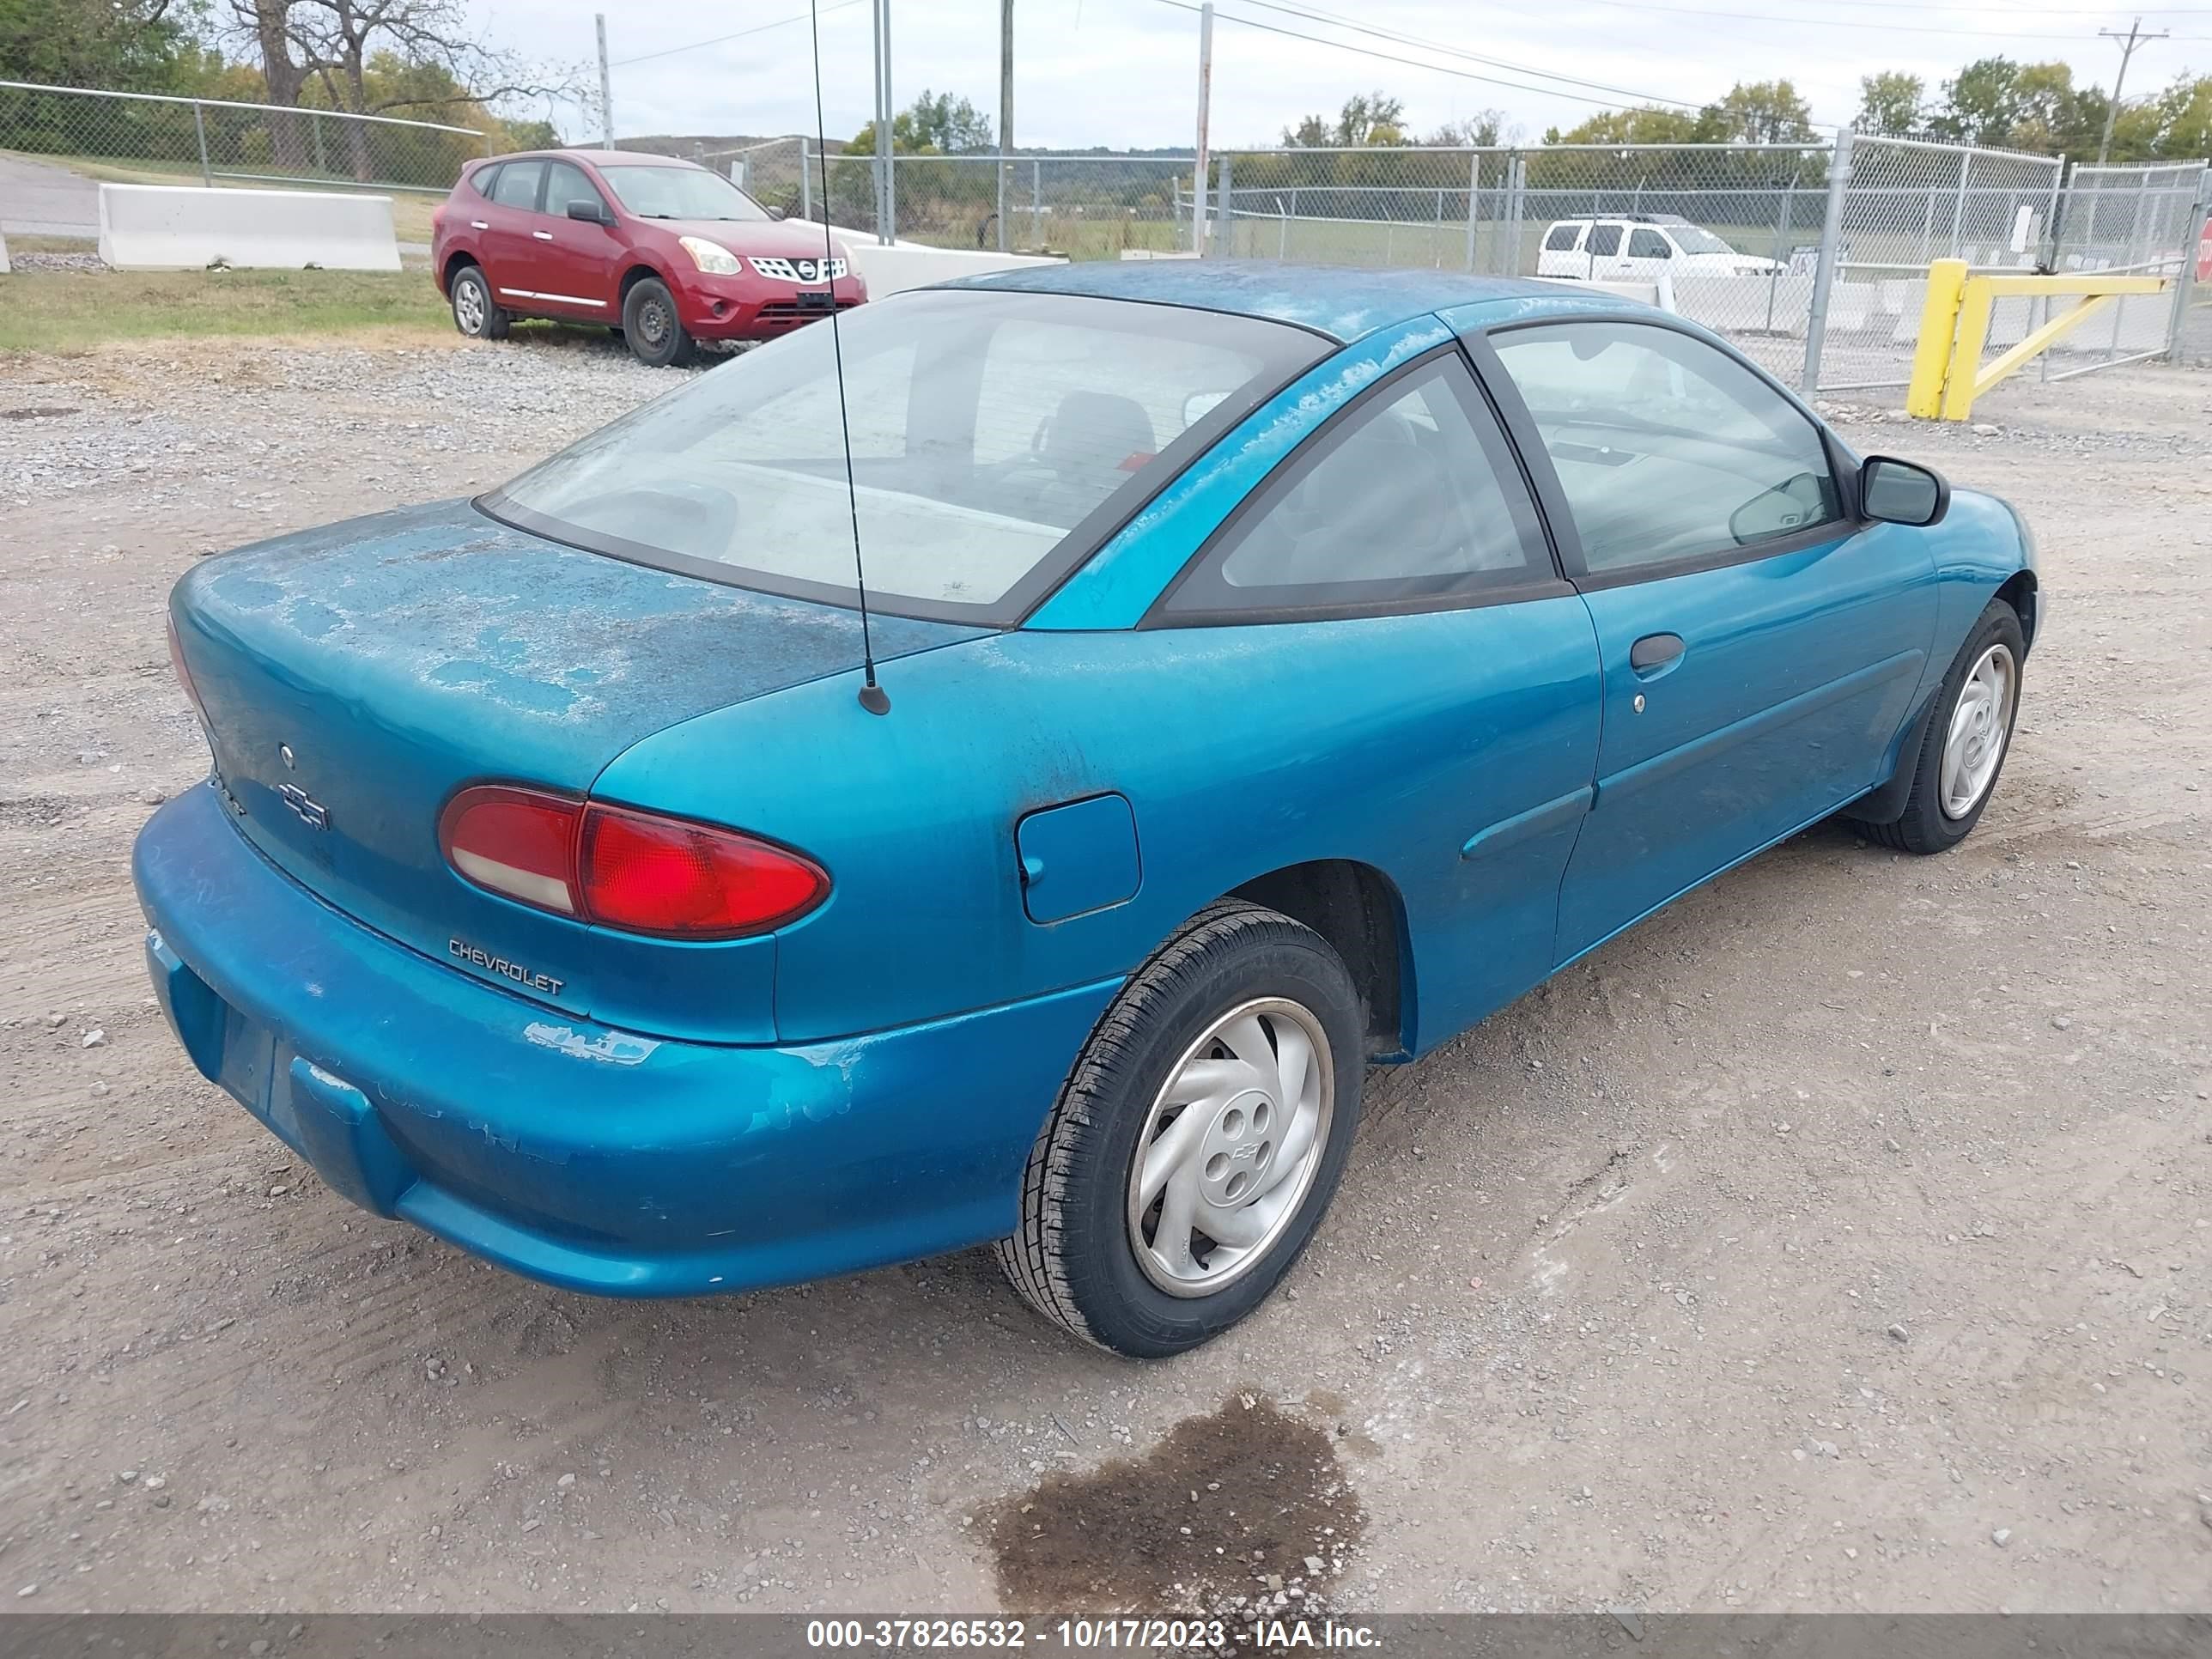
[449, 265, 508, 340]
[621, 278, 696, 368]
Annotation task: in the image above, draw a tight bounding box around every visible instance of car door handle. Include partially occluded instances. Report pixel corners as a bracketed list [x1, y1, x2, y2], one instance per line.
[532, 230, 554, 241]
[1629, 633, 1686, 675]
[470, 219, 489, 230]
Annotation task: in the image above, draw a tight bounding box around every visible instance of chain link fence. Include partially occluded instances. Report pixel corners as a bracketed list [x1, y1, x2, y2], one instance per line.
[9, 82, 2205, 392]
[712, 135, 2174, 392]
[710, 140, 1195, 257]
[2040, 161, 2210, 375]
[0, 80, 489, 241]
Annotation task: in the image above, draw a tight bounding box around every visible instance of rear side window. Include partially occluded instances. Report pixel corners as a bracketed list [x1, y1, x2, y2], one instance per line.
[1585, 224, 1623, 257]
[489, 161, 544, 210]
[470, 164, 501, 200]
[1544, 222, 1583, 252]
[1158, 353, 1553, 622]
[1628, 228, 1673, 258]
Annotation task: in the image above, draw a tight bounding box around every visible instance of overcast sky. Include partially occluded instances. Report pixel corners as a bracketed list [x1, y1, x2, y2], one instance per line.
[476, 0, 2211, 149]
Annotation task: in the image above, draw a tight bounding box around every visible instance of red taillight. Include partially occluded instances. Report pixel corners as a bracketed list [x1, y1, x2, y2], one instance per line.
[438, 785, 829, 940]
[439, 786, 582, 915]
[580, 803, 829, 939]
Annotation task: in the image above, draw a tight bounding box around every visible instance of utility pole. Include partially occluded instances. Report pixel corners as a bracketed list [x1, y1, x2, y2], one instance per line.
[2095, 16, 2168, 165]
[998, 0, 1014, 252]
[594, 13, 613, 149]
[1192, 0, 1214, 255]
[872, 0, 895, 245]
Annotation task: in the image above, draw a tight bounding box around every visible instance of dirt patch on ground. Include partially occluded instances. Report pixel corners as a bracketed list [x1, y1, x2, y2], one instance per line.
[982, 1393, 1364, 1614]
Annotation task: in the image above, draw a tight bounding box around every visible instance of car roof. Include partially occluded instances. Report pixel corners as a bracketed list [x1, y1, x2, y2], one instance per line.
[934, 261, 1618, 344]
[477, 149, 696, 170]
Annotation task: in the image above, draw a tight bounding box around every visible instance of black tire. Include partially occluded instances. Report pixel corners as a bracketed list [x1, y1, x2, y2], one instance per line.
[1853, 598, 2026, 854]
[996, 901, 1364, 1358]
[448, 264, 508, 340]
[621, 278, 695, 368]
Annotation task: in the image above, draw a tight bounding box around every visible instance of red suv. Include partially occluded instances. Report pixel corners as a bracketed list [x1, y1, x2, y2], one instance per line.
[430, 149, 868, 368]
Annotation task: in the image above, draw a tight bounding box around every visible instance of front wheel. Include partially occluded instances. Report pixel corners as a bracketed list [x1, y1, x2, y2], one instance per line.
[621, 278, 695, 368]
[996, 902, 1364, 1358]
[1855, 598, 2025, 854]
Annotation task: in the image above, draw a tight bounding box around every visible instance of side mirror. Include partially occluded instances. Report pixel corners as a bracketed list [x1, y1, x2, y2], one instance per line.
[1860, 456, 1949, 526]
[566, 199, 611, 226]
[767, 206, 786, 222]
[1729, 471, 1827, 545]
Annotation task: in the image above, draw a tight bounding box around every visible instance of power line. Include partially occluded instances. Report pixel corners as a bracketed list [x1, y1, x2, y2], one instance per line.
[609, 0, 867, 69]
[1565, 0, 2208, 39]
[1615, 0, 2212, 10]
[1144, 0, 1718, 112]
[1223, 0, 1708, 108]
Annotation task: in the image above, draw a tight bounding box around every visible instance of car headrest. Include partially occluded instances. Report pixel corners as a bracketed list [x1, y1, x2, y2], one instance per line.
[1041, 391, 1158, 476]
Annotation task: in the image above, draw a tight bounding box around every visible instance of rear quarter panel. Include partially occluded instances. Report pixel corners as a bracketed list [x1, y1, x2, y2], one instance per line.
[592, 605, 1602, 1051]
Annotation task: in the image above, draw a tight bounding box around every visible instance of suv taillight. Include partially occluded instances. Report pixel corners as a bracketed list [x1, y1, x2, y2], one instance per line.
[437, 785, 829, 939]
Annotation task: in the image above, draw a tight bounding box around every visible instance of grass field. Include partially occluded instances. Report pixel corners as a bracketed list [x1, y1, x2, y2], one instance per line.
[0, 266, 448, 351]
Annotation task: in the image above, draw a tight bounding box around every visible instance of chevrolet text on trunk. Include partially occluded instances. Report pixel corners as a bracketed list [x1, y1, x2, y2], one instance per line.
[140, 263, 2038, 1357]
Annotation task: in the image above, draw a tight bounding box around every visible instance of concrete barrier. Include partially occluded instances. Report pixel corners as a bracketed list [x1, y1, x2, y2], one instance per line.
[1528, 275, 1669, 309]
[846, 243, 1062, 297]
[97, 183, 401, 272]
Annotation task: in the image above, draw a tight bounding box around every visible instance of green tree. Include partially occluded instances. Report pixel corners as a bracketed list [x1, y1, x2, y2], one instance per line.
[0, 0, 202, 89]
[2151, 71, 2212, 158]
[848, 88, 994, 155]
[1855, 72, 1924, 137]
[1542, 105, 1710, 146]
[1930, 57, 2026, 146]
[1707, 79, 1815, 143]
[1279, 92, 1406, 147]
[1426, 111, 1506, 147]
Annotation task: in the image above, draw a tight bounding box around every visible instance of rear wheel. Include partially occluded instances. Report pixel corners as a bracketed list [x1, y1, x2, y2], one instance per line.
[996, 902, 1364, 1358]
[1854, 599, 2024, 854]
[449, 265, 507, 340]
[621, 278, 695, 368]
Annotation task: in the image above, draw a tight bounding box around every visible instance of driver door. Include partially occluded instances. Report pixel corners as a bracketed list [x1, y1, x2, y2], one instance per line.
[1476, 319, 1938, 963]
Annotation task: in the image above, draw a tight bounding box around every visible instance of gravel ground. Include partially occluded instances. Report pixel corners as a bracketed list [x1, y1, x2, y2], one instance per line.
[1, 331, 2209, 1617]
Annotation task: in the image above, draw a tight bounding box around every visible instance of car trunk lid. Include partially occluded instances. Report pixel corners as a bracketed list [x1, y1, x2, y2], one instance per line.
[171, 497, 984, 1041]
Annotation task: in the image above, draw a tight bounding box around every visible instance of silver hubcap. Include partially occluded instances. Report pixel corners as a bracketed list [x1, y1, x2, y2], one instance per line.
[1940, 642, 2016, 819]
[454, 279, 484, 334]
[1127, 998, 1334, 1298]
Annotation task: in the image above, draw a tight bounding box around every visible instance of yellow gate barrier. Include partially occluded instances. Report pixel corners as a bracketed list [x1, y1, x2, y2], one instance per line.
[1905, 257, 2171, 422]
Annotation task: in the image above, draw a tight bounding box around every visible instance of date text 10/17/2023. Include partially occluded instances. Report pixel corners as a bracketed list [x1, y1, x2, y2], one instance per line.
[804, 1619, 1383, 1650]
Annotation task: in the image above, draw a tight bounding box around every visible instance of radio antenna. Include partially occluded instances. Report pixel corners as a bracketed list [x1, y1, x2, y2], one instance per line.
[808, 0, 890, 715]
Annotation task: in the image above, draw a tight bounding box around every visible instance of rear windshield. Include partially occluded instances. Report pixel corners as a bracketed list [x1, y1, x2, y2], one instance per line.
[597, 162, 770, 222]
[483, 289, 1328, 624]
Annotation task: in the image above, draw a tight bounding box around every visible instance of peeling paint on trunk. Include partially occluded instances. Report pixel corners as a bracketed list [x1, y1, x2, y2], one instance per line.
[168, 496, 990, 1044]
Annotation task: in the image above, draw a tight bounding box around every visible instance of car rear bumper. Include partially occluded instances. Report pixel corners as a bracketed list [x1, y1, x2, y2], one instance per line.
[132, 782, 1115, 1297]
